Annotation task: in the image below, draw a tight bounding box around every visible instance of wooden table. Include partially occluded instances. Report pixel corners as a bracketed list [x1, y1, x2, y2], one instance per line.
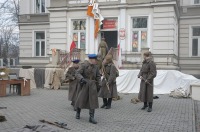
[0, 79, 30, 97]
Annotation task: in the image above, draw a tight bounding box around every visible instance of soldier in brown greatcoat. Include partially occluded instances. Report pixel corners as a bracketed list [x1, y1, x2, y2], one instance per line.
[98, 38, 108, 60]
[75, 54, 101, 124]
[66, 59, 80, 110]
[138, 51, 157, 112]
[98, 55, 118, 109]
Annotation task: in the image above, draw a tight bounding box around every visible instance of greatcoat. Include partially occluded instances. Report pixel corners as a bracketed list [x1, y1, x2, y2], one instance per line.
[75, 60, 101, 109]
[66, 67, 80, 103]
[98, 41, 108, 59]
[98, 63, 118, 98]
[138, 57, 157, 102]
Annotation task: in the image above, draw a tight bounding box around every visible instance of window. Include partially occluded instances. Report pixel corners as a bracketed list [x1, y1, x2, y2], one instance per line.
[194, 0, 200, 4]
[35, 0, 45, 13]
[72, 20, 86, 49]
[35, 31, 45, 57]
[132, 17, 148, 52]
[0, 59, 2, 67]
[10, 58, 14, 66]
[191, 27, 200, 56]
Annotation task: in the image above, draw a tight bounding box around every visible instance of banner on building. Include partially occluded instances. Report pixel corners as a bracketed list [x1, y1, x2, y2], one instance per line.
[103, 19, 117, 29]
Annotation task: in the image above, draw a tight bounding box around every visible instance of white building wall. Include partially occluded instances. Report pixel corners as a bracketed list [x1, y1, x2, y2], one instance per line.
[182, 0, 191, 6]
[19, 0, 30, 14]
[152, 6, 177, 55]
[19, 24, 50, 57]
[49, 11, 67, 51]
[19, 0, 50, 14]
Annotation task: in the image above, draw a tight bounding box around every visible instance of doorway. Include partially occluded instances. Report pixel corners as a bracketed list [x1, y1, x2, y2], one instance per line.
[101, 31, 118, 50]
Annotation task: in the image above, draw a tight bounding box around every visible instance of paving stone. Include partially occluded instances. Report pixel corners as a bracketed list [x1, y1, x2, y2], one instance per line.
[194, 100, 200, 132]
[0, 89, 196, 132]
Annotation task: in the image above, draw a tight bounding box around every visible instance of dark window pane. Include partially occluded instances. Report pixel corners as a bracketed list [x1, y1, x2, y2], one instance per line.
[80, 32, 85, 49]
[41, 0, 45, 12]
[73, 20, 86, 30]
[36, 0, 40, 13]
[41, 41, 45, 56]
[36, 32, 45, 39]
[194, 0, 200, 4]
[193, 28, 200, 36]
[10, 59, 13, 65]
[133, 18, 147, 28]
[36, 41, 40, 56]
[141, 31, 147, 48]
[3, 58, 7, 66]
[192, 39, 198, 56]
[132, 31, 138, 52]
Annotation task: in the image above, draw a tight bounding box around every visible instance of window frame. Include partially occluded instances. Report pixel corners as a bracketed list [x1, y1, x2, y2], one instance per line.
[71, 19, 87, 50]
[34, 0, 46, 13]
[0, 58, 3, 67]
[130, 16, 149, 53]
[189, 25, 200, 57]
[191, 0, 200, 5]
[32, 30, 46, 57]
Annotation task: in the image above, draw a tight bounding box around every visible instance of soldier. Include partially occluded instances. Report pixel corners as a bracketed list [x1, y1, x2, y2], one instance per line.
[75, 54, 101, 124]
[98, 38, 108, 60]
[66, 59, 80, 110]
[98, 54, 118, 109]
[138, 51, 157, 112]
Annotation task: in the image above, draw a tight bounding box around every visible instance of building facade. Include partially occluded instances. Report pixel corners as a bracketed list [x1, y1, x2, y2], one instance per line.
[179, 0, 200, 78]
[19, 0, 200, 77]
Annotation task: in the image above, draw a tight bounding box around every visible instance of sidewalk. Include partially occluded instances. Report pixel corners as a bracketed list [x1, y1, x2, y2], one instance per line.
[0, 89, 196, 132]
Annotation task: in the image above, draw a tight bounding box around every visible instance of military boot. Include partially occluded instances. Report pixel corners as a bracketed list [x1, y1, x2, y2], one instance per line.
[101, 98, 107, 108]
[76, 108, 81, 119]
[141, 102, 148, 110]
[106, 98, 112, 109]
[147, 102, 153, 112]
[89, 109, 97, 124]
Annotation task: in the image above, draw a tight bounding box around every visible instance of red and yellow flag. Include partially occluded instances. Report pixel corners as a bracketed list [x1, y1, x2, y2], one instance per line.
[87, 0, 94, 17]
[94, 19, 100, 38]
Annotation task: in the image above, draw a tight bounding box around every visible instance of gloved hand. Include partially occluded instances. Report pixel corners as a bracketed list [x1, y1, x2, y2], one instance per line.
[80, 78, 87, 84]
[145, 80, 150, 84]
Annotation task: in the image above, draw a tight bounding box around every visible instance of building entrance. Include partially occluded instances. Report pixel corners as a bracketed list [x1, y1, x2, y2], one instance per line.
[101, 31, 118, 50]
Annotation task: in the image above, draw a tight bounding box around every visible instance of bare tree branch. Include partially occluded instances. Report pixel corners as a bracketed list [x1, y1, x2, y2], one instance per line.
[0, 0, 9, 9]
[0, 0, 19, 64]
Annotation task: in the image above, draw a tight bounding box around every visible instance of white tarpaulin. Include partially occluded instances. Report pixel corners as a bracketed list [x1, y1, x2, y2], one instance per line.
[117, 70, 200, 95]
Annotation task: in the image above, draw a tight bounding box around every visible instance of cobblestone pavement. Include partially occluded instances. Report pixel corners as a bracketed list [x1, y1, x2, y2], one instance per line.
[194, 100, 200, 132]
[0, 89, 195, 132]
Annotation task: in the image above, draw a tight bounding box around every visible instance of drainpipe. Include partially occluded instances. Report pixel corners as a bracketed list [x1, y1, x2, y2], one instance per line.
[177, 0, 180, 71]
[178, 18, 180, 71]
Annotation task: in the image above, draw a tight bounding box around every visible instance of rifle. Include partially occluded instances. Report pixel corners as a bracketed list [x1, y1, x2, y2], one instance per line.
[101, 65, 110, 93]
[39, 119, 71, 130]
[140, 76, 153, 87]
[0, 107, 7, 109]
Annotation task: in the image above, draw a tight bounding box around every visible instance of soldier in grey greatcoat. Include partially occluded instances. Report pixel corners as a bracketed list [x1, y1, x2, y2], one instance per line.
[98, 55, 118, 109]
[98, 38, 108, 60]
[75, 54, 101, 124]
[66, 59, 80, 110]
[138, 51, 157, 112]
